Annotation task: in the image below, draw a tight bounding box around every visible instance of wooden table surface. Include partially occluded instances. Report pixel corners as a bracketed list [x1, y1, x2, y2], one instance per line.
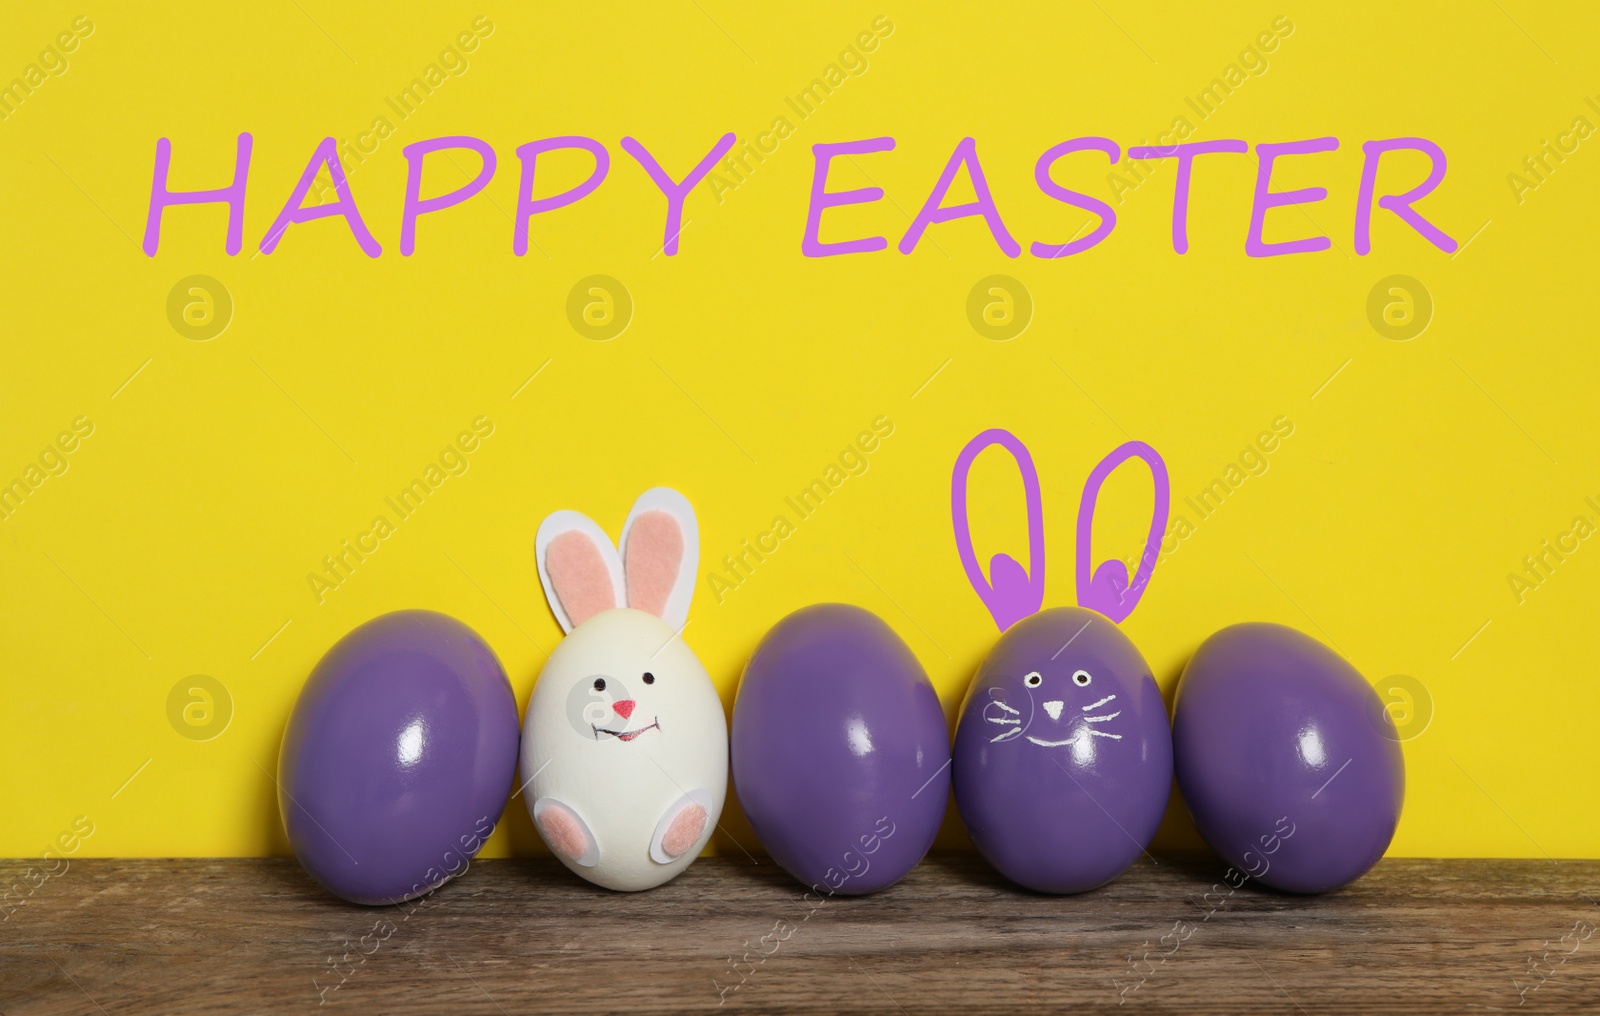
[2, 854, 1597, 1013]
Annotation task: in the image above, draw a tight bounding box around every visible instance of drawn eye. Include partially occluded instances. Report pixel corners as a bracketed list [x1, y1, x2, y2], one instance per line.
[593, 678, 606, 692]
[1073, 670, 1092, 687]
[1024, 672, 1042, 688]
[642, 672, 655, 685]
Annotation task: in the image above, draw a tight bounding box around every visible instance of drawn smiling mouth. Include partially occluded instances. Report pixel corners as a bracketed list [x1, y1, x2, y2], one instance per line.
[1024, 696, 1123, 746]
[1026, 728, 1122, 747]
[592, 718, 661, 742]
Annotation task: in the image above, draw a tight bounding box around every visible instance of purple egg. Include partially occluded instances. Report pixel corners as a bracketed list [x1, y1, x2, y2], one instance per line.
[279, 610, 521, 905]
[1173, 622, 1405, 894]
[732, 604, 949, 895]
[954, 606, 1172, 893]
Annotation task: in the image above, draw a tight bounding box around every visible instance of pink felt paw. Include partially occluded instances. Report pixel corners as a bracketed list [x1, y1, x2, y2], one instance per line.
[660, 803, 707, 860]
[533, 798, 597, 866]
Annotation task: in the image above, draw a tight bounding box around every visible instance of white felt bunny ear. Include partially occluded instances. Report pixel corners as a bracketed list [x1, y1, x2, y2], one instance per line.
[620, 488, 698, 631]
[536, 510, 626, 634]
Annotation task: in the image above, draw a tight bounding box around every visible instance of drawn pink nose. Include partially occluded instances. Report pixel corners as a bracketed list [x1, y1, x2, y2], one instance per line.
[612, 699, 636, 720]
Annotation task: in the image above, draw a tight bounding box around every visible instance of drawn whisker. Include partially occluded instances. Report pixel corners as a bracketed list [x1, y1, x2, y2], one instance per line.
[986, 716, 1021, 725]
[1085, 729, 1123, 740]
[1082, 711, 1122, 723]
[991, 728, 1023, 743]
[1082, 694, 1117, 711]
[989, 700, 1019, 715]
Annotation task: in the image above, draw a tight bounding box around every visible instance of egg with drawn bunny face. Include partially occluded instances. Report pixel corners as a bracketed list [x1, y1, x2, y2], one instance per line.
[953, 606, 1172, 893]
[522, 608, 727, 889]
[520, 488, 728, 892]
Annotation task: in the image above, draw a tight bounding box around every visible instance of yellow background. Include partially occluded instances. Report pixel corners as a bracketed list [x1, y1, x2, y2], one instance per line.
[3, 2, 1597, 861]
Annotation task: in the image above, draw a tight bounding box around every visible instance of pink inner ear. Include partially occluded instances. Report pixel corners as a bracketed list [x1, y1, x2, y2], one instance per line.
[546, 530, 616, 628]
[625, 510, 683, 619]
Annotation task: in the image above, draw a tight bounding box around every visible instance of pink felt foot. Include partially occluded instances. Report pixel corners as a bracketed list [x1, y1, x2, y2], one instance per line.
[661, 804, 707, 859]
[533, 798, 597, 866]
[651, 790, 712, 864]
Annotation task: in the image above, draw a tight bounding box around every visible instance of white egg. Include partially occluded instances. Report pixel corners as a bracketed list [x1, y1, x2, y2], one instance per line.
[521, 488, 728, 891]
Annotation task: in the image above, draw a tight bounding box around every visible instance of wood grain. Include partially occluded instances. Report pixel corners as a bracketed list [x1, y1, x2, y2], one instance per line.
[2, 855, 1597, 1013]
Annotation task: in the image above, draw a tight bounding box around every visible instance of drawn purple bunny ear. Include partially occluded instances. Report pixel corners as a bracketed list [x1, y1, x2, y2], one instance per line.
[951, 429, 1046, 632]
[1075, 441, 1170, 623]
